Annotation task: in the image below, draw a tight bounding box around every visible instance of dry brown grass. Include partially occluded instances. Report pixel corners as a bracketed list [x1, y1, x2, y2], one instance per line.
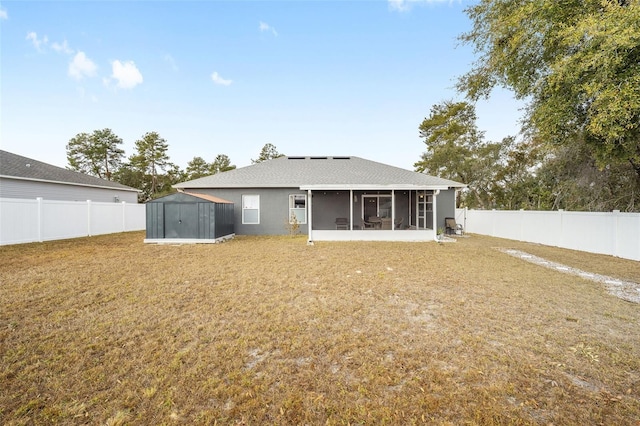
[1, 232, 639, 425]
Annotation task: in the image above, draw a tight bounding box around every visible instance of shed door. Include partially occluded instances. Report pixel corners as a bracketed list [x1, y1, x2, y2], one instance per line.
[164, 203, 198, 238]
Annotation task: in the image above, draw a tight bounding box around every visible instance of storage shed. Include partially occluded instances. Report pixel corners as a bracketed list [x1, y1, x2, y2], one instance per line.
[144, 192, 234, 243]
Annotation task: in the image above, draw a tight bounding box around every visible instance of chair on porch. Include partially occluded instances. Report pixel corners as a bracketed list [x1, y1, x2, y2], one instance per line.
[362, 218, 376, 229]
[445, 217, 463, 235]
[394, 217, 404, 230]
[335, 217, 349, 230]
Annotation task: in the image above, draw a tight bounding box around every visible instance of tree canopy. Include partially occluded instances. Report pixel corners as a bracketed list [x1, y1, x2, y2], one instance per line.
[252, 143, 284, 164]
[458, 0, 640, 177]
[129, 132, 171, 199]
[415, 101, 508, 209]
[66, 128, 124, 180]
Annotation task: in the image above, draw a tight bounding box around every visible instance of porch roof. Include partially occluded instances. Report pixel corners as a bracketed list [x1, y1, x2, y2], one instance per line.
[175, 156, 465, 190]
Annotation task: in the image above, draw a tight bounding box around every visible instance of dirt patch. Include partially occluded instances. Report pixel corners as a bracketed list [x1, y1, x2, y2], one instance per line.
[499, 248, 640, 303]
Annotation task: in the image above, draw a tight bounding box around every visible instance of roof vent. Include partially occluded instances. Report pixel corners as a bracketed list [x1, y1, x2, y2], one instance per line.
[310, 156, 328, 160]
[332, 156, 351, 160]
[287, 156, 306, 160]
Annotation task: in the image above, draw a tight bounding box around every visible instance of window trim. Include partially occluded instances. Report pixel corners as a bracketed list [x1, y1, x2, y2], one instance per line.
[242, 194, 260, 224]
[288, 193, 307, 224]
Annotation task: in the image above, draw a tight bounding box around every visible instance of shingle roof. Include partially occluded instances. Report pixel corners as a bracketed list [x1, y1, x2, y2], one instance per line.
[174, 156, 465, 190]
[0, 150, 139, 192]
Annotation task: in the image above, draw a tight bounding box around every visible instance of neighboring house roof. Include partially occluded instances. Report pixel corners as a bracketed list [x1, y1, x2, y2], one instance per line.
[174, 156, 465, 190]
[0, 150, 139, 192]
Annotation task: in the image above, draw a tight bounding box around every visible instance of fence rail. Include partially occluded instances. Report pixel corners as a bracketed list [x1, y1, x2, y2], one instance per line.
[456, 208, 640, 261]
[0, 197, 146, 246]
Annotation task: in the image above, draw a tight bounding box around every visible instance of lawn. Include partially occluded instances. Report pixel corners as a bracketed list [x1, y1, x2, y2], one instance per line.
[1, 232, 639, 425]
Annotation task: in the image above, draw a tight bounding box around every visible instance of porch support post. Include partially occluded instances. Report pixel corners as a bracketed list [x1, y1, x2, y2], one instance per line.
[391, 189, 395, 230]
[307, 189, 313, 244]
[433, 189, 440, 240]
[349, 189, 353, 230]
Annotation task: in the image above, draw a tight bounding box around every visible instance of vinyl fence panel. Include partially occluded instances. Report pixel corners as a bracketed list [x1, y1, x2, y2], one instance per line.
[457, 208, 640, 261]
[0, 198, 146, 246]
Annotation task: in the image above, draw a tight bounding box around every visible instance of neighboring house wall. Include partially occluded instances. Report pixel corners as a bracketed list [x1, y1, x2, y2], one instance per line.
[0, 177, 138, 203]
[436, 189, 456, 231]
[191, 188, 309, 235]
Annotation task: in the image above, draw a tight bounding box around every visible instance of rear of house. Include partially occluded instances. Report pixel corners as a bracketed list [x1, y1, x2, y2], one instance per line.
[174, 156, 465, 242]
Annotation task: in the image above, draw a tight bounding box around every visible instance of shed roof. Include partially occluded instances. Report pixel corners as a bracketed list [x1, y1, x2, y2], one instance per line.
[0, 150, 139, 192]
[174, 156, 465, 190]
[147, 192, 233, 204]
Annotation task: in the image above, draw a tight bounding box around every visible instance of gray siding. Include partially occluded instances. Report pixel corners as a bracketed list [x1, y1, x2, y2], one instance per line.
[436, 189, 456, 231]
[188, 188, 308, 236]
[0, 178, 138, 203]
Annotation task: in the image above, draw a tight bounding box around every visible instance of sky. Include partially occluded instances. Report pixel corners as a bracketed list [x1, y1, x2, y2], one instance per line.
[0, 0, 524, 172]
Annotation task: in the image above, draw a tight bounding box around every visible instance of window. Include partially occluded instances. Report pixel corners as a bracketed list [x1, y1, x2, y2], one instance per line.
[289, 194, 307, 224]
[242, 195, 260, 224]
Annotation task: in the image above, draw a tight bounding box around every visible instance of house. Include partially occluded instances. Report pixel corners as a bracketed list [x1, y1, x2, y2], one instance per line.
[174, 156, 465, 242]
[144, 192, 234, 243]
[0, 150, 139, 203]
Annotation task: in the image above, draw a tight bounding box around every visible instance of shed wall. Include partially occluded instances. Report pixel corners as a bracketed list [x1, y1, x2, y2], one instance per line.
[145, 200, 234, 240]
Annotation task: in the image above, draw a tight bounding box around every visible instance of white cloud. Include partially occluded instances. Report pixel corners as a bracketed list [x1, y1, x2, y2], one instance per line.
[0, 7, 8, 20]
[26, 32, 48, 51]
[259, 21, 278, 37]
[110, 60, 143, 89]
[52, 40, 73, 55]
[211, 71, 232, 86]
[68, 51, 97, 80]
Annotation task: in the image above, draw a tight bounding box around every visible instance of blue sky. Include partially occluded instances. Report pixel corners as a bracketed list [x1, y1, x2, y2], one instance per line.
[1, 0, 523, 171]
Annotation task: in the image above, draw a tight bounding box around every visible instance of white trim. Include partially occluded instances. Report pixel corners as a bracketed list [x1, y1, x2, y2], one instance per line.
[242, 194, 260, 224]
[300, 184, 456, 191]
[312, 229, 435, 242]
[288, 193, 307, 224]
[307, 189, 313, 243]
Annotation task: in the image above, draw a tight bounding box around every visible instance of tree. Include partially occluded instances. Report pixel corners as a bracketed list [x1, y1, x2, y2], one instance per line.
[458, 0, 640, 179]
[211, 154, 236, 174]
[129, 131, 171, 199]
[414, 101, 506, 208]
[185, 156, 211, 180]
[251, 143, 284, 163]
[66, 128, 124, 180]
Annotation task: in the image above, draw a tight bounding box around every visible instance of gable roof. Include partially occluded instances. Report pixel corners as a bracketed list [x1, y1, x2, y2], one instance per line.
[0, 150, 139, 192]
[174, 156, 465, 190]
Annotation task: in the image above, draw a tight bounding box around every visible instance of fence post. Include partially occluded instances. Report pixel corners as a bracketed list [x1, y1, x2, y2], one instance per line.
[122, 201, 127, 232]
[557, 209, 564, 248]
[37, 197, 43, 242]
[612, 210, 620, 258]
[464, 207, 467, 234]
[87, 200, 92, 237]
[492, 209, 496, 236]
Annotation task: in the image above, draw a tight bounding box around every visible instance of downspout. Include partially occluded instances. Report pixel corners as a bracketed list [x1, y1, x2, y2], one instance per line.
[307, 189, 314, 245]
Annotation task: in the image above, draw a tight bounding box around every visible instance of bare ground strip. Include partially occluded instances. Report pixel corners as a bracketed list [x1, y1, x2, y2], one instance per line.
[499, 248, 640, 304]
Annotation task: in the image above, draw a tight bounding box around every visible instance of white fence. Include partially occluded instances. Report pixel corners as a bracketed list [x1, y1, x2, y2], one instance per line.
[456, 208, 640, 261]
[0, 197, 146, 246]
